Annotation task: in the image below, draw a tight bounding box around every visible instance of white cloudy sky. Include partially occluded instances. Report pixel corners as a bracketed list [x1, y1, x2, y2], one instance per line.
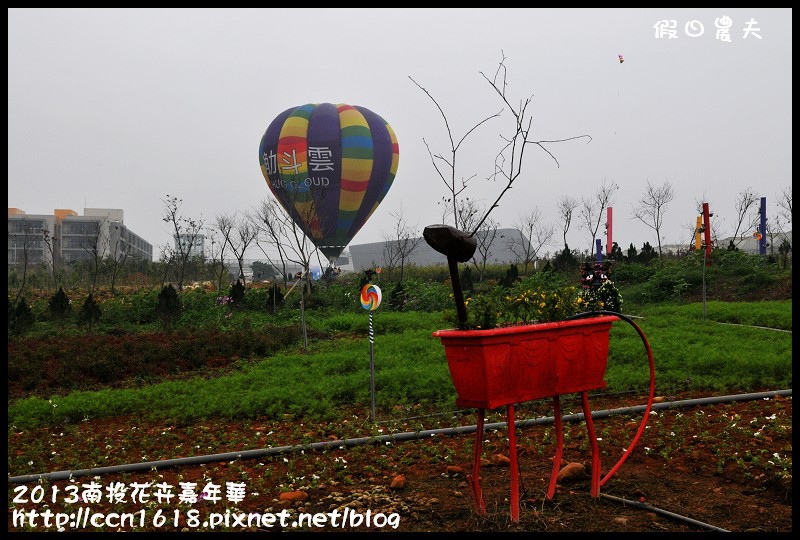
[8, 8, 792, 260]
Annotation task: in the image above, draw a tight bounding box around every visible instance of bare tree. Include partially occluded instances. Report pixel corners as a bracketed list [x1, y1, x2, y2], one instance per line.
[411, 50, 591, 236]
[251, 196, 319, 352]
[251, 197, 317, 295]
[156, 244, 174, 289]
[763, 186, 792, 257]
[251, 200, 291, 287]
[507, 208, 555, 272]
[471, 216, 500, 283]
[407, 83, 499, 232]
[80, 218, 108, 293]
[41, 228, 60, 290]
[776, 186, 792, 226]
[449, 197, 498, 281]
[106, 223, 130, 295]
[9, 216, 41, 305]
[161, 195, 204, 290]
[579, 179, 619, 255]
[381, 205, 423, 283]
[631, 180, 675, 257]
[226, 212, 259, 285]
[765, 216, 783, 258]
[556, 195, 579, 252]
[683, 218, 701, 252]
[727, 187, 759, 250]
[206, 225, 230, 293]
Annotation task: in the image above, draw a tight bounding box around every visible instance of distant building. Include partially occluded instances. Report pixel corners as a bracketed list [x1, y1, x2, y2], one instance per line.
[175, 233, 205, 259]
[8, 207, 153, 268]
[348, 228, 534, 271]
[8, 208, 54, 267]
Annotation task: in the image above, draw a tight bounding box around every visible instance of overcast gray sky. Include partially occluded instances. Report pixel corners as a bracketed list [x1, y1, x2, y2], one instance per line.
[8, 8, 792, 261]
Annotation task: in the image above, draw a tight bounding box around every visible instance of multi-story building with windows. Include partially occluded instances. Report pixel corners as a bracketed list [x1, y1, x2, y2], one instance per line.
[175, 233, 205, 259]
[8, 207, 153, 269]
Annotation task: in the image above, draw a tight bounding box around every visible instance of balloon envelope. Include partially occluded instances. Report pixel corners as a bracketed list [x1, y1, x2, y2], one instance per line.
[259, 103, 399, 260]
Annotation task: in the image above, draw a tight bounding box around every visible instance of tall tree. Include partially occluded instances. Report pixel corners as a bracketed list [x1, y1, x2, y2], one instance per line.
[80, 218, 108, 294]
[41, 227, 61, 290]
[107, 223, 130, 295]
[251, 197, 317, 295]
[161, 195, 204, 290]
[776, 185, 792, 229]
[9, 216, 41, 305]
[381, 205, 423, 283]
[631, 180, 675, 257]
[556, 195, 579, 253]
[579, 178, 618, 255]
[728, 187, 759, 249]
[410, 50, 591, 236]
[507, 208, 554, 272]
[206, 225, 230, 292]
[231, 213, 259, 284]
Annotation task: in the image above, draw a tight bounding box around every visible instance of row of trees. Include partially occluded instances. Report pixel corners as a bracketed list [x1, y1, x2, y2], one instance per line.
[7, 178, 792, 304]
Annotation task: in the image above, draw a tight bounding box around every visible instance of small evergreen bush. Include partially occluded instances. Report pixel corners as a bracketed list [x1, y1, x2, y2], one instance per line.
[48, 287, 72, 321]
[9, 297, 36, 336]
[156, 284, 181, 328]
[78, 293, 102, 331]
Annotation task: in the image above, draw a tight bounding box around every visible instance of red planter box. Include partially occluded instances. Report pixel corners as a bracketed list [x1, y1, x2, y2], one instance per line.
[433, 315, 618, 409]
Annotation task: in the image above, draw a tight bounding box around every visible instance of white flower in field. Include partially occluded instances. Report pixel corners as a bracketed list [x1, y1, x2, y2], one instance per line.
[765, 414, 777, 420]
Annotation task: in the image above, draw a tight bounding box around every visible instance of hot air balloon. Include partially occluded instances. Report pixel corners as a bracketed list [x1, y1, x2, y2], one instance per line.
[258, 103, 399, 261]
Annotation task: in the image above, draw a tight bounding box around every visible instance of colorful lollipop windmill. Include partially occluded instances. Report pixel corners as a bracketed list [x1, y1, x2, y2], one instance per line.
[361, 283, 382, 421]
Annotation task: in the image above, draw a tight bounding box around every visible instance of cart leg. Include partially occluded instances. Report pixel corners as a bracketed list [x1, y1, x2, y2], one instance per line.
[581, 391, 601, 497]
[546, 395, 563, 499]
[469, 408, 486, 515]
[507, 404, 520, 522]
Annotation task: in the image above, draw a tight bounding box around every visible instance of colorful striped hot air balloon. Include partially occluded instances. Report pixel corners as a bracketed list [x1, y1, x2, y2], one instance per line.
[258, 103, 399, 260]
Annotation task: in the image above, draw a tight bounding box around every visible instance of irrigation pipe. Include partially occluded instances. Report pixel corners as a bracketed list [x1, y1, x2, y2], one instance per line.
[7, 388, 791, 484]
[599, 493, 731, 532]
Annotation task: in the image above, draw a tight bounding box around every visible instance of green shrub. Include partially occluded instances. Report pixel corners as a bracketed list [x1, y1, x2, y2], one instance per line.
[9, 297, 36, 336]
[48, 287, 72, 321]
[266, 284, 285, 310]
[156, 284, 181, 328]
[388, 281, 406, 311]
[229, 280, 245, 305]
[78, 293, 102, 331]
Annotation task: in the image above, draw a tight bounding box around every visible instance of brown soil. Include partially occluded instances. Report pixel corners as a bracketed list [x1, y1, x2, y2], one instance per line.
[7, 390, 792, 533]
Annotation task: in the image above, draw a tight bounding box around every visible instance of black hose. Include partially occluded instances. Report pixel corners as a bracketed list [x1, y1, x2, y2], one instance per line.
[599, 493, 731, 532]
